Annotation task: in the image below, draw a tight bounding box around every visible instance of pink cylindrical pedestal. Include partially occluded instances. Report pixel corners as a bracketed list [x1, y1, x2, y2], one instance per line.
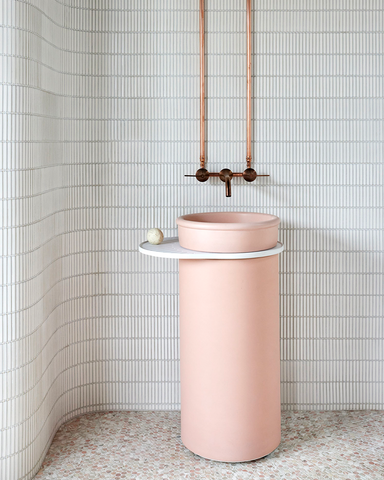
[179, 255, 281, 462]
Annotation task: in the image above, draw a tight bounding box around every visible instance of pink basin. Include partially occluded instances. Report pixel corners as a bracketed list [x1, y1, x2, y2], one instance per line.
[177, 212, 280, 253]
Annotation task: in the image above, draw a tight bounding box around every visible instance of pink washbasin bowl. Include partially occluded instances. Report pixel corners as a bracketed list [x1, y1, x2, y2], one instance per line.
[176, 212, 280, 253]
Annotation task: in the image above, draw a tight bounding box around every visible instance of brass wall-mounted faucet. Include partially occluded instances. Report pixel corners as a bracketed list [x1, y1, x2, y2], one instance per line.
[186, 167, 268, 198]
[185, 0, 269, 198]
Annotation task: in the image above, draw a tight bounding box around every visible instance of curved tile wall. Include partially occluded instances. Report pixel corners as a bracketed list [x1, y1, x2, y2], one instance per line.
[0, 1, 113, 477]
[1, 0, 383, 478]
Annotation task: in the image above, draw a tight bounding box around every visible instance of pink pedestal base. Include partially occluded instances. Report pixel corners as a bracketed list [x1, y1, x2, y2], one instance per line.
[179, 256, 281, 462]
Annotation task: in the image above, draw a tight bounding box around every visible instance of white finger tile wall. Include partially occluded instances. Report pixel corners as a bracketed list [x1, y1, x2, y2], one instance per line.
[1, 0, 383, 478]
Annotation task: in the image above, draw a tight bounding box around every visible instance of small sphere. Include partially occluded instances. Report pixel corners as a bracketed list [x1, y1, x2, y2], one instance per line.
[147, 228, 164, 245]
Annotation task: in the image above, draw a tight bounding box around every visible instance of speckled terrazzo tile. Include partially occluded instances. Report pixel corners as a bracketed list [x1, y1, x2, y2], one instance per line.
[35, 411, 384, 480]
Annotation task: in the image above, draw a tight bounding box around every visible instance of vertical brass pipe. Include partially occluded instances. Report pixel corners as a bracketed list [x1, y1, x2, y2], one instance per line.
[246, 0, 252, 168]
[200, 0, 205, 168]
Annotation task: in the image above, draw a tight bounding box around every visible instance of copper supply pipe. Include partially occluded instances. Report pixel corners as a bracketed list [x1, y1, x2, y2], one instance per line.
[199, 0, 205, 168]
[246, 0, 252, 168]
[186, 0, 269, 196]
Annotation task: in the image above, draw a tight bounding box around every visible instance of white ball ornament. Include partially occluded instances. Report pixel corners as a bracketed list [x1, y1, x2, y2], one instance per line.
[147, 228, 164, 245]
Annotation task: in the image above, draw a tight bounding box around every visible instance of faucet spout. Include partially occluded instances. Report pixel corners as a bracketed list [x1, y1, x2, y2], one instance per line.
[225, 178, 231, 197]
[219, 169, 233, 198]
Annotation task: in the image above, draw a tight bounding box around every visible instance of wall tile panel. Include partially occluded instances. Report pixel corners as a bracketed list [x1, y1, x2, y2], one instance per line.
[0, 0, 383, 478]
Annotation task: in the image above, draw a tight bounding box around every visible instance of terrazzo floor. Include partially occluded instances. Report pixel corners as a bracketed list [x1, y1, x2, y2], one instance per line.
[36, 411, 384, 479]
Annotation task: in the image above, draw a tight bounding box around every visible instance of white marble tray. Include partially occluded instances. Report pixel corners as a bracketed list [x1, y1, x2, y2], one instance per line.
[139, 237, 284, 259]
